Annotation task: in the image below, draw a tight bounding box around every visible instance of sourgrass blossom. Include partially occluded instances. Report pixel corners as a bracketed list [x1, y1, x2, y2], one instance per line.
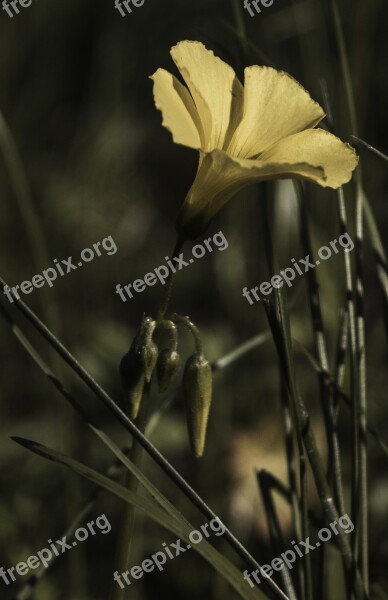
[151, 41, 358, 239]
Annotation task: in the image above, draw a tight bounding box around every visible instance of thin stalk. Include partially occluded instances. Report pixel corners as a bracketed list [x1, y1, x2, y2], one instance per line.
[157, 237, 184, 321]
[296, 186, 348, 593]
[262, 192, 308, 600]
[355, 174, 368, 592]
[264, 285, 365, 600]
[297, 192, 340, 483]
[280, 377, 302, 573]
[257, 471, 298, 600]
[331, 310, 349, 518]
[330, 1, 369, 584]
[363, 197, 388, 341]
[212, 332, 271, 372]
[330, 0, 358, 137]
[112, 236, 184, 600]
[298, 188, 347, 596]
[337, 187, 360, 574]
[109, 384, 151, 600]
[294, 338, 388, 460]
[352, 137, 388, 162]
[172, 313, 204, 355]
[265, 294, 311, 600]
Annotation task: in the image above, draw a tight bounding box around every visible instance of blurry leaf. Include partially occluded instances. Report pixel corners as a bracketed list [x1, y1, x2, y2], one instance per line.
[12, 437, 267, 600]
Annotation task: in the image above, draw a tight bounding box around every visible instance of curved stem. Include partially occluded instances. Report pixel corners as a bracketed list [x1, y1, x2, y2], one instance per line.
[172, 313, 203, 355]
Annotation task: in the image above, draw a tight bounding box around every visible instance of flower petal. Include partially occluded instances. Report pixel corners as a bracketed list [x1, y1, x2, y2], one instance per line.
[170, 41, 241, 152]
[228, 66, 325, 158]
[176, 149, 325, 238]
[260, 129, 358, 188]
[150, 68, 202, 149]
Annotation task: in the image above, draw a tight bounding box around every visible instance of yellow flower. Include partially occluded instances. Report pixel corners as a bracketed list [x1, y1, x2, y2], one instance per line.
[151, 41, 358, 239]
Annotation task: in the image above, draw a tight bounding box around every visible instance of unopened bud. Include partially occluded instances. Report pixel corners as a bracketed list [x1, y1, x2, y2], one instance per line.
[139, 317, 158, 383]
[182, 354, 213, 458]
[119, 350, 145, 420]
[141, 341, 158, 383]
[157, 349, 180, 392]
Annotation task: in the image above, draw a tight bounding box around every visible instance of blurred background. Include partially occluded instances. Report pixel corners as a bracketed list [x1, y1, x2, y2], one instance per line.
[0, 0, 387, 598]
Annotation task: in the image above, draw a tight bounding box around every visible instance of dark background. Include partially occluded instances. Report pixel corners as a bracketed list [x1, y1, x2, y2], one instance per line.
[0, 0, 387, 598]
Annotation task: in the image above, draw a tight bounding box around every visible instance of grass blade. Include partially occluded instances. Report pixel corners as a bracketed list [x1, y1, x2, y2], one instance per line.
[11, 437, 270, 600]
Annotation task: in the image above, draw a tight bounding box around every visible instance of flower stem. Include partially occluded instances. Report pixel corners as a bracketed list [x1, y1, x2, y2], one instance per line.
[111, 236, 184, 600]
[157, 237, 185, 321]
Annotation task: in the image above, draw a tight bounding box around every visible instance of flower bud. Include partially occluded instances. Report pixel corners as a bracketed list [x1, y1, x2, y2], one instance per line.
[139, 317, 158, 383]
[119, 350, 145, 420]
[119, 315, 158, 419]
[141, 340, 158, 383]
[157, 349, 180, 392]
[182, 353, 213, 458]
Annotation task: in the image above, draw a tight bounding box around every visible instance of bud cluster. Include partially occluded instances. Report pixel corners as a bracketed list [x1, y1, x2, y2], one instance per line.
[119, 313, 213, 457]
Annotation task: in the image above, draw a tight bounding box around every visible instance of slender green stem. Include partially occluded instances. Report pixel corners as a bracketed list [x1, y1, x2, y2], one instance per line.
[110, 385, 151, 600]
[355, 174, 368, 592]
[212, 331, 270, 372]
[352, 137, 388, 162]
[329, 3, 369, 584]
[337, 187, 361, 576]
[257, 471, 298, 600]
[331, 310, 348, 518]
[330, 0, 358, 137]
[172, 313, 204, 355]
[157, 237, 185, 321]
[363, 196, 388, 341]
[296, 186, 348, 595]
[262, 264, 365, 600]
[262, 192, 307, 600]
[294, 337, 388, 460]
[280, 378, 302, 587]
[112, 236, 184, 600]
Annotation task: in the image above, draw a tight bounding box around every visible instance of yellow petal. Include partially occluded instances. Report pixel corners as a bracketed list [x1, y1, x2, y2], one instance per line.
[228, 66, 325, 158]
[150, 68, 202, 149]
[170, 41, 241, 152]
[176, 149, 325, 238]
[260, 129, 358, 188]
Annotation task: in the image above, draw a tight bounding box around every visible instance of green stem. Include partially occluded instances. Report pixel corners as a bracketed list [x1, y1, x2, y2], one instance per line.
[111, 236, 184, 600]
[172, 313, 203, 355]
[330, 4, 369, 583]
[157, 237, 185, 321]
[212, 331, 270, 372]
[257, 471, 298, 600]
[355, 173, 368, 592]
[262, 194, 364, 600]
[110, 385, 151, 600]
[262, 192, 308, 600]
